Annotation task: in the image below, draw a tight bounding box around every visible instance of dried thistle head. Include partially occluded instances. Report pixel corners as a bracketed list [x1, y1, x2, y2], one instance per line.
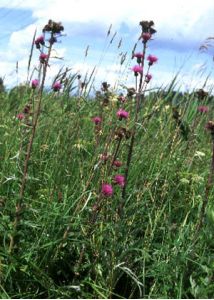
[139, 20, 156, 34]
[115, 127, 131, 140]
[43, 20, 64, 34]
[101, 82, 110, 92]
[127, 87, 136, 97]
[196, 89, 208, 100]
[205, 121, 214, 137]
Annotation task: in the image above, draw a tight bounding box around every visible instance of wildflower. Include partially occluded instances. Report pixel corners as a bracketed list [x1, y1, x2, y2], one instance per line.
[197, 106, 209, 113]
[52, 81, 62, 92]
[113, 160, 123, 167]
[145, 74, 152, 83]
[39, 53, 48, 63]
[117, 109, 129, 120]
[133, 52, 144, 64]
[133, 52, 144, 59]
[147, 54, 158, 66]
[35, 35, 44, 44]
[16, 113, 24, 120]
[31, 79, 39, 89]
[35, 35, 44, 45]
[92, 116, 102, 125]
[102, 183, 113, 197]
[131, 65, 143, 76]
[142, 32, 151, 42]
[114, 174, 125, 187]
[35, 35, 45, 49]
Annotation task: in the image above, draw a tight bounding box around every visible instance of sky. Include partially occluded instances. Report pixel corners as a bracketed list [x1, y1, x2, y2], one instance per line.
[0, 0, 213, 93]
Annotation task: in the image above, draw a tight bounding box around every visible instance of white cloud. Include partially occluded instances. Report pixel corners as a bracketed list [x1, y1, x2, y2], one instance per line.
[2, 0, 213, 40]
[0, 0, 213, 91]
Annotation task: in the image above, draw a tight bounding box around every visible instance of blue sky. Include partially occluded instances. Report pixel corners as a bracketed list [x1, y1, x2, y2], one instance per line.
[0, 0, 213, 93]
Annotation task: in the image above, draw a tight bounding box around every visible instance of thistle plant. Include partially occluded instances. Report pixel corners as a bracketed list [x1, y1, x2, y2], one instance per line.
[118, 20, 158, 216]
[9, 20, 64, 253]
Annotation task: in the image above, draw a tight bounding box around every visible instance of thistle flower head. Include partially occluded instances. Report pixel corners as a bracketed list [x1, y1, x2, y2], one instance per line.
[52, 81, 62, 92]
[116, 109, 129, 120]
[147, 54, 158, 65]
[92, 116, 102, 125]
[113, 160, 123, 167]
[133, 52, 144, 59]
[139, 20, 156, 35]
[43, 20, 64, 34]
[39, 53, 48, 63]
[142, 32, 151, 42]
[205, 121, 214, 133]
[31, 79, 39, 89]
[16, 113, 24, 120]
[145, 74, 152, 83]
[102, 183, 113, 197]
[131, 65, 143, 75]
[133, 53, 144, 64]
[197, 106, 209, 113]
[35, 35, 45, 45]
[114, 174, 125, 187]
[35, 35, 45, 49]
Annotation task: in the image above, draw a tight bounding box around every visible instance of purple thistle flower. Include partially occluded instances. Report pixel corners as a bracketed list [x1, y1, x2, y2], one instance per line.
[131, 65, 143, 75]
[39, 53, 48, 63]
[133, 52, 144, 59]
[102, 183, 113, 197]
[116, 109, 129, 120]
[35, 35, 45, 45]
[147, 54, 158, 66]
[114, 174, 125, 187]
[16, 113, 24, 120]
[113, 160, 123, 167]
[31, 79, 39, 89]
[142, 32, 151, 42]
[197, 106, 209, 113]
[92, 116, 102, 125]
[145, 74, 152, 83]
[52, 81, 62, 92]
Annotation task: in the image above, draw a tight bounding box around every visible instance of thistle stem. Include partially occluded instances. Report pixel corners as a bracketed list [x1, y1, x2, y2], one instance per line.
[9, 34, 54, 253]
[118, 41, 148, 217]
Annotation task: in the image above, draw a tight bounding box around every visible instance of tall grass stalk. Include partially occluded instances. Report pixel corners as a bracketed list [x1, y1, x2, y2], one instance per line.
[194, 123, 214, 235]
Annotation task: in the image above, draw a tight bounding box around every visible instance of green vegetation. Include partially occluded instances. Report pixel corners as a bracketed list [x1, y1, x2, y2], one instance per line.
[0, 19, 214, 299]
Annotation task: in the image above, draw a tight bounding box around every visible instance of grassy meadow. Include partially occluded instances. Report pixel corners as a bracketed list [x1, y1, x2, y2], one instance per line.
[0, 20, 214, 299]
